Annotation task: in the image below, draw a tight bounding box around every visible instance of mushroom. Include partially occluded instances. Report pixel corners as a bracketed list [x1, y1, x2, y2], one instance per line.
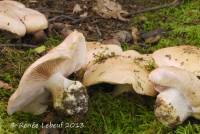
[0, 11, 26, 37]
[0, 0, 25, 8]
[74, 41, 123, 81]
[149, 66, 200, 126]
[152, 45, 200, 75]
[83, 49, 156, 96]
[86, 41, 123, 66]
[0, 0, 48, 37]
[7, 31, 88, 116]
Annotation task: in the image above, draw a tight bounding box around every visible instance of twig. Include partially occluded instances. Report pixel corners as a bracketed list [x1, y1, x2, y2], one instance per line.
[131, 0, 182, 15]
[0, 44, 37, 48]
[48, 15, 77, 22]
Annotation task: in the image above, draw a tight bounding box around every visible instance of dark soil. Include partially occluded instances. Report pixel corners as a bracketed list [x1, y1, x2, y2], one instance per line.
[22, 0, 174, 41]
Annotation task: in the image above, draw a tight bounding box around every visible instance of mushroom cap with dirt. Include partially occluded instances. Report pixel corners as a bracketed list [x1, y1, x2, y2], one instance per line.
[0, 0, 48, 37]
[86, 41, 123, 65]
[83, 50, 156, 96]
[152, 45, 200, 75]
[149, 66, 200, 127]
[7, 31, 88, 116]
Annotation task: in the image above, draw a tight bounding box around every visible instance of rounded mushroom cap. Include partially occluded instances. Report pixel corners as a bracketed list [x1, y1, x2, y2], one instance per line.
[0, 12, 26, 37]
[83, 55, 156, 96]
[12, 7, 48, 33]
[7, 31, 86, 115]
[0, 0, 48, 36]
[153, 45, 200, 76]
[86, 41, 123, 65]
[0, 0, 25, 8]
[149, 66, 200, 115]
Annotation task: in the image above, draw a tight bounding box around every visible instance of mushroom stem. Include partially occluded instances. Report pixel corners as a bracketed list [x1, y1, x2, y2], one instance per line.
[46, 73, 88, 115]
[155, 88, 192, 127]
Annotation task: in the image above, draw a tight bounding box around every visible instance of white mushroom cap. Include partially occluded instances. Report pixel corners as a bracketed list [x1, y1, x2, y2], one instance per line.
[0, 0, 48, 36]
[86, 41, 123, 65]
[153, 45, 200, 75]
[149, 66, 200, 126]
[0, 12, 26, 37]
[0, 0, 25, 8]
[83, 55, 156, 96]
[10, 7, 48, 33]
[7, 31, 88, 115]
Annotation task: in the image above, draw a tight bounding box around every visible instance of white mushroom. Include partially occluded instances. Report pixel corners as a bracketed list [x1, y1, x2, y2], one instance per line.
[152, 45, 200, 75]
[149, 66, 200, 126]
[0, 0, 25, 8]
[0, 0, 48, 37]
[0, 12, 26, 37]
[83, 51, 156, 96]
[86, 41, 123, 66]
[7, 31, 88, 116]
[9, 7, 48, 33]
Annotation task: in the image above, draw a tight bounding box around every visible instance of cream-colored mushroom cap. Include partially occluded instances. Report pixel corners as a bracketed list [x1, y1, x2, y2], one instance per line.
[0, 0, 25, 8]
[0, 11, 26, 37]
[153, 45, 200, 75]
[7, 31, 87, 115]
[83, 55, 156, 96]
[0, 0, 48, 35]
[86, 41, 123, 65]
[11, 7, 48, 33]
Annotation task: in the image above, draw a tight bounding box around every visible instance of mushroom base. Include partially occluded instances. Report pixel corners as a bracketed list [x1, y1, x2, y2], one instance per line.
[155, 88, 192, 127]
[61, 81, 88, 115]
[46, 73, 88, 116]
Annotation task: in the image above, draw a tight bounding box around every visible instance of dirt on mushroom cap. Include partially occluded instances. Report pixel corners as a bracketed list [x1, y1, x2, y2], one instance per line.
[152, 45, 200, 76]
[83, 55, 156, 96]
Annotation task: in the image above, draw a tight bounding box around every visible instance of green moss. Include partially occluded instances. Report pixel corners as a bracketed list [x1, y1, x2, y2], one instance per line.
[1, 1, 200, 134]
[129, 0, 200, 53]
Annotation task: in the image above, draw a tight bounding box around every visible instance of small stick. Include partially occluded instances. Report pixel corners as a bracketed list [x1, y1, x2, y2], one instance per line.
[0, 44, 37, 48]
[48, 15, 77, 22]
[131, 0, 182, 15]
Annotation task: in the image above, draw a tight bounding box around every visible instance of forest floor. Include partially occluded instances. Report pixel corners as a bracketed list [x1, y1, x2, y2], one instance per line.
[1, 0, 200, 134]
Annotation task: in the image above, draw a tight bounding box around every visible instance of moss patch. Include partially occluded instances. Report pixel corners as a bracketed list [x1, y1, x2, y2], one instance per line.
[1, 0, 200, 134]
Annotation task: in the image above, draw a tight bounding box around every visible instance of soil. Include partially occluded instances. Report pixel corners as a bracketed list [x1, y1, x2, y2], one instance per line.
[22, 0, 174, 42]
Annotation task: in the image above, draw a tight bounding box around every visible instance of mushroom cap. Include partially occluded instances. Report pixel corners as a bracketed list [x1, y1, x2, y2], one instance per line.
[149, 66, 200, 117]
[0, 0, 48, 36]
[0, 0, 25, 8]
[86, 41, 123, 65]
[0, 12, 26, 37]
[153, 45, 200, 75]
[83, 55, 156, 96]
[10, 7, 48, 33]
[7, 31, 87, 115]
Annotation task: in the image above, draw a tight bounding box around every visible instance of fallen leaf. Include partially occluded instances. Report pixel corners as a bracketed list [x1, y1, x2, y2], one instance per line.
[93, 0, 129, 21]
[131, 27, 140, 44]
[80, 12, 88, 18]
[73, 4, 82, 14]
[0, 80, 12, 90]
[34, 46, 46, 54]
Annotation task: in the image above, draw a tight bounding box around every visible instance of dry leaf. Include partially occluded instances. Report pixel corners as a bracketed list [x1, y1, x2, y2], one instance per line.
[131, 27, 140, 44]
[93, 0, 129, 21]
[0, 80, 12, 90]
[73, 4, 82, 14]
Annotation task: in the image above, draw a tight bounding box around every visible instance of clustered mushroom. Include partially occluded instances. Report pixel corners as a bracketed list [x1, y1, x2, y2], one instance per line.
[7, 27, 200, 127]
[0, 0, 48, 37]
